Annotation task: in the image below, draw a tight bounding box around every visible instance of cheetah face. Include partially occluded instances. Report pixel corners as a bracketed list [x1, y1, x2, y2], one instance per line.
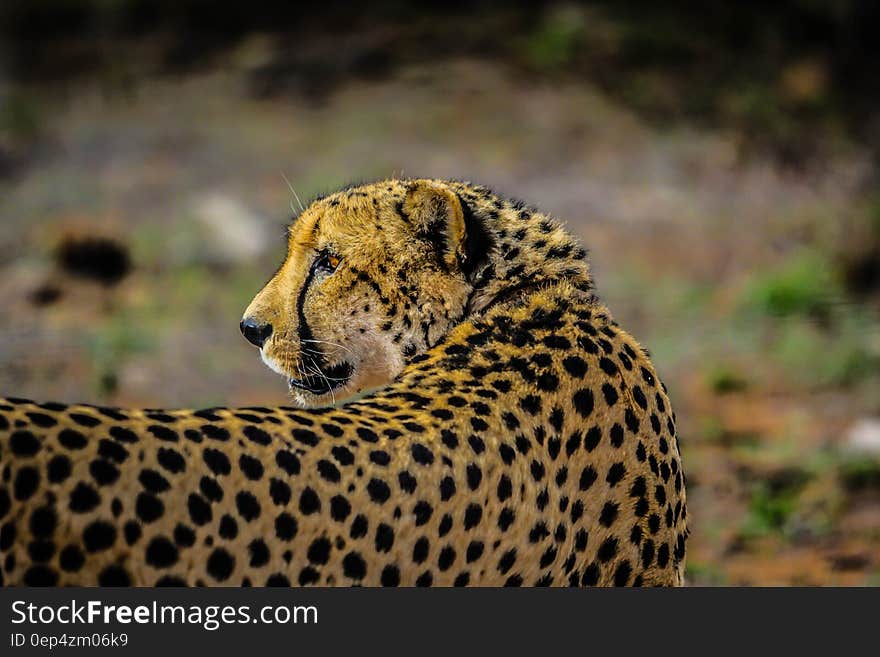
[242, 180, 492, 408]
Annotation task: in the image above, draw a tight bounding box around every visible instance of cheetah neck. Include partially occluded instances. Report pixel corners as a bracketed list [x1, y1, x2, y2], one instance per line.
[450, 182, 594, 315]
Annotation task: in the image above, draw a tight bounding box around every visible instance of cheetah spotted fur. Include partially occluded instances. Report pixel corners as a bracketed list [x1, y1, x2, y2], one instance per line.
[0, 179, 687, 586]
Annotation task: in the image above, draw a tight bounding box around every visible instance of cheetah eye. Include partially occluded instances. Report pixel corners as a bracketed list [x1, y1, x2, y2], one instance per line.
[315, 252, 341, 274]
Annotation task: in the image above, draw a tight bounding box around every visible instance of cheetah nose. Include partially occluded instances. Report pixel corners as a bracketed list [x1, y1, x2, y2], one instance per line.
[240, 317, 273, 348]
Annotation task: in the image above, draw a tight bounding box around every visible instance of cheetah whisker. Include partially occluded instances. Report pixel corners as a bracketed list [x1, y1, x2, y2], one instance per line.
[301, 339, 356, 356]
[305, 356, 336, 405]
[281, 172, 306, 214]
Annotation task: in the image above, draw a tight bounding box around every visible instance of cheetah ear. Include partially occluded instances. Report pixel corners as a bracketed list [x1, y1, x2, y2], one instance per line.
[403, 181, 492, 282]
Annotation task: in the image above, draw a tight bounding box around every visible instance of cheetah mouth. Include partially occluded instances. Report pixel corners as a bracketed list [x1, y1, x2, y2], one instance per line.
[288, 361, 355, 395]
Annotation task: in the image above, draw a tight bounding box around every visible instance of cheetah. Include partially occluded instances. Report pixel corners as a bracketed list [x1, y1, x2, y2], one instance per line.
[0, 179, 687, 586]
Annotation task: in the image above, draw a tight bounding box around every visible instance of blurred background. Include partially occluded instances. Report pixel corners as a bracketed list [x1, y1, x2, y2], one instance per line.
[1, 1, 879, 585]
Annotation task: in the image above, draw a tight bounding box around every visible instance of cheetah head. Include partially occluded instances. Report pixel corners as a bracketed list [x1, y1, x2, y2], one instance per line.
[241, 179, 494, 408]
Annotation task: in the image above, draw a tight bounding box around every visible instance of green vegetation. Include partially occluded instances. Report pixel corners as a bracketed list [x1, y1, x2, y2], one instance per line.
[697, 415, 725, 444]
[744, 249, 839, 319]
[738, 247, 880, 388]
[86, 314, 158, 397]
[523, 5, 584, 71]
[771, 314, 880, 387]
[870, 197, 880, 235]
[839, 457, 880, 493]
[684, 561, 727, 586]
[706, 365, 749, 394]
[0, 89, 42, 144]
[736, 447, 880, 544]
[739, 468, 811, 539]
